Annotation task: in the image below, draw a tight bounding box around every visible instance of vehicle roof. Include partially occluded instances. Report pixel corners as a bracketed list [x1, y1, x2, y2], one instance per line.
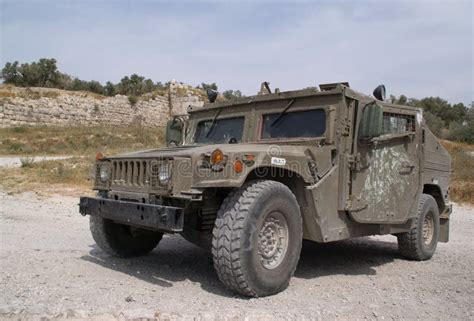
[187, 84, 421, 114]
[187, 85, 345, 113]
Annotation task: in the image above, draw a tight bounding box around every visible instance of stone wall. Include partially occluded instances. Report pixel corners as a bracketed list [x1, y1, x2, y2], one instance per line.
[0, 81, 205, 128]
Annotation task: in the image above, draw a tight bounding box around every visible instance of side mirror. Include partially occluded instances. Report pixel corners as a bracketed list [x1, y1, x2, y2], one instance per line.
[373, 85, 386, 101]
[207, 89, 218, 103]
[166, 118, 183, 146]
[359, 102, 383, 141]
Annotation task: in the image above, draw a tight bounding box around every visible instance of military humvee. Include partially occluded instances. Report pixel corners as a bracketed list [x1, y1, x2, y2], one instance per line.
[79, 82, 452, 297]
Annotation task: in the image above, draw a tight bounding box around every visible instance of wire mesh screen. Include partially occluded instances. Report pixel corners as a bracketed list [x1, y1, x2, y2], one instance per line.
[383, 112, 415, 134]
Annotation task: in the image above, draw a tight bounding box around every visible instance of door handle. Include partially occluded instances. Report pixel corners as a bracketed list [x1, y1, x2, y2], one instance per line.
[401, 162, 415, 170]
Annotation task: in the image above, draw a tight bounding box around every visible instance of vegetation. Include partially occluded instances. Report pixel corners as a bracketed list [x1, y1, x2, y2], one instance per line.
[0, 126, 164, 156]
[390, 95, 473, 144]
[0, 126, 166, 196]
[0, 58, 244, 100]
[199, 82, 218, 91]
[0, 157, 94, 196]
[222, 89, 243, 100]
[19, 157, 35, 168]
[127, 95, 138, 106]
[440, 140, 474, 204]
[1, 58, 169, 97]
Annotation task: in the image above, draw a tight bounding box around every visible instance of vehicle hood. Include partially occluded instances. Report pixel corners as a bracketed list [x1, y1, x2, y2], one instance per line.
[106, 143, 307, 160]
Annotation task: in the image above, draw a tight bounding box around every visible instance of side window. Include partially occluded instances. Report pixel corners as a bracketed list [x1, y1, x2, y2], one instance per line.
[383, 112, 415, 134]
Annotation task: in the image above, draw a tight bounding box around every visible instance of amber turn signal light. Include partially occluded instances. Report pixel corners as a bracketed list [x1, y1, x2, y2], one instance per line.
[96, 152, 104, 161]
[244, 154, 255, 161]
[234, 160, 244, 173]
[210, 149, 224, 165]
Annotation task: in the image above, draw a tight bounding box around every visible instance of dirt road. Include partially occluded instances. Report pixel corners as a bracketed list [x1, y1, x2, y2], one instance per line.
[0, 191, 473, 320]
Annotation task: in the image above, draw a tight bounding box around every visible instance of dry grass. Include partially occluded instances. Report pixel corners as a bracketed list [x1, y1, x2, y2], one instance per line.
[0, 126, 165, 156]
[440, 140, 474, 205]
[0, 84, 107, 100]
[0, 157, 95, 196]
[0, 126, 165, 195]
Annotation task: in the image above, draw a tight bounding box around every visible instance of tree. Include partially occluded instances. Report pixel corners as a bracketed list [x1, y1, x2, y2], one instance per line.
[446, 107, 474, 143]
[87, 80, 104, 95]
[423, 111, 444, 137]
[1, 61, 22, 85]
[116, 74, 158, 96]
[390, 94, 408, 105]
[1, 58, 61, 88]
[201, 82, 218, 91]
[222, 89, 243, 100]
[397, 95, 407, 105]
[36, 58, 60, 87]
[104, 81, 116, 96]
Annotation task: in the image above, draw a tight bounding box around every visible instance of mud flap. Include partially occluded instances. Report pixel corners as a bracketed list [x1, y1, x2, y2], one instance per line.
[439, 204, 452, 243]
[439, 219, 449, 242]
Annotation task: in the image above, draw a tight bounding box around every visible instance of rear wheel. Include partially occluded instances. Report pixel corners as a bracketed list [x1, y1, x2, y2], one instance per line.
[90, 216, 163, 257]
[397, 194, 440, 261]
[212, 180, 303, 297]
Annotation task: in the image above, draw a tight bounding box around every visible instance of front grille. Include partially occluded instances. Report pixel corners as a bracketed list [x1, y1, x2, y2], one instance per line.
[110, 159, 170, 194]
[112, 160, 148, 187]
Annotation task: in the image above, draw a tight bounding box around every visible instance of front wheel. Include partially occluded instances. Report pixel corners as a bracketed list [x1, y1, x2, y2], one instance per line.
[397, 194, 440, 261]
[90, 216, 163, 258]
[212, 180, 303, 297]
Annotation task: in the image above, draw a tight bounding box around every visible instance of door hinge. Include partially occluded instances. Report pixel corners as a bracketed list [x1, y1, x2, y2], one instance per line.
[341, 123, 351, 136]
[347, 153, 360, 170]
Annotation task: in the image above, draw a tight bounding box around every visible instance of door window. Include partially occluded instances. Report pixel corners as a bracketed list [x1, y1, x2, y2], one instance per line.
[383, 112, 415, 134]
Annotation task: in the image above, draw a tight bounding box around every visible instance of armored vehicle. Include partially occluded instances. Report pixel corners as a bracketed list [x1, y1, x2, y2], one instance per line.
[79, 82, 452, 297]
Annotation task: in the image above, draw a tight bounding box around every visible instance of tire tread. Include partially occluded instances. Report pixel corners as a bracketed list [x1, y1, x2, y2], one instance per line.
[397, 194, 438, 261]
[212, 180, 301, 297]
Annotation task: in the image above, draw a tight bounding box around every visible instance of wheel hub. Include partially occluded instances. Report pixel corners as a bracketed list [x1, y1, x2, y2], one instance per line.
[258, 212, 289, 269]
[422, 212, 434, 246]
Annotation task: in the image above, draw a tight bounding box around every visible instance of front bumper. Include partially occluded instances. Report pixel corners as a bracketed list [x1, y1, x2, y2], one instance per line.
[79, 197, 184, 233]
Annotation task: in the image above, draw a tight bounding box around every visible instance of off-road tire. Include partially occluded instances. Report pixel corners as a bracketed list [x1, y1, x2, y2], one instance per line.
[212, 180, 303, 297]
[90, 216, 163, 257]
[397, 194, 440, 261]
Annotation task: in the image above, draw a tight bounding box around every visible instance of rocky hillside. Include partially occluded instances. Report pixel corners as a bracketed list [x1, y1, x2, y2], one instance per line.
[0, 82, 205, 128]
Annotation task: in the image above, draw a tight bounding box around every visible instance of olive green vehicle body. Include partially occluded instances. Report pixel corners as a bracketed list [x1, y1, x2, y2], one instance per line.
[85, 83, 452, 246]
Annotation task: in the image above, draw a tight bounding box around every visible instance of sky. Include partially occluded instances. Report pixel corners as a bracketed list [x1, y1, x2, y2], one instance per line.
[1, 0, 473, 105]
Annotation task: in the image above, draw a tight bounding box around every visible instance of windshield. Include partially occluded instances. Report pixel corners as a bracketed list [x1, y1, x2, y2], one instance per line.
[261, 109, 326, 139]
[194, 116, 245, 144]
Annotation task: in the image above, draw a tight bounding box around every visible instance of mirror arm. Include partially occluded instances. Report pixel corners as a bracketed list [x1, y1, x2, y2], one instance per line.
[370, 132, 415, 144]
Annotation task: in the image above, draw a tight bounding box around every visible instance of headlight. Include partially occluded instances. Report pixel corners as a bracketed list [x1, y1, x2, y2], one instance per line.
[99, 163, 109, 182]
[158, 164, 171, 185]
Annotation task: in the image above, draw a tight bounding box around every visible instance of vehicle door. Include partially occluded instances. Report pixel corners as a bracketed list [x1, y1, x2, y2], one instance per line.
[349, 104, 422, 224]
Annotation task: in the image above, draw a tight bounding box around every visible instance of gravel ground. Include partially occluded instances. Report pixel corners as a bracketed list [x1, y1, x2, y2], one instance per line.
[0, 191, 473, 320]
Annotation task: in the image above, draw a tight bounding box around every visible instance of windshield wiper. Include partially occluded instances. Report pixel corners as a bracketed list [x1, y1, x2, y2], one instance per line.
[206, 108, 222, 138]
[271, 99, 295, 127]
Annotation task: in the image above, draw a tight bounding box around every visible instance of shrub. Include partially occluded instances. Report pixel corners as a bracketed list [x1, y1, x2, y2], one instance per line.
[128, 95, 138, 106]
[20, 157, 35, 168]
[200, 82, 218, 91]
[446, 121, 474, 143]
[11, 127, 27, 133]
[423, 111, 444, 137]
[222, 89, 243, 100]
